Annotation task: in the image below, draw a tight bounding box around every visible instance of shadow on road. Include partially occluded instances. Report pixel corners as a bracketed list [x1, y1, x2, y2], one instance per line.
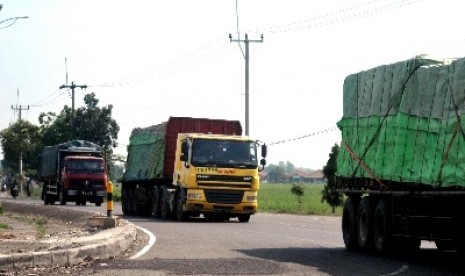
[236, 247, 465, 276]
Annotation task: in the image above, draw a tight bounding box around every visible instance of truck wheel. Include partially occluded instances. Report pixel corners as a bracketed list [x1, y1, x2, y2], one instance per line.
[95, 198, 103, 207]
[238, 214, 250, 223]
[435, 240, 455, 251]
[357, 197, 374, 250]
[43, 193, 49, 205]
[151, 187, 160, 218]
[175, 189, 188, 221]
[129, 188, 137, 216]
[59, 188, 67, 205]
[122, 187, 130, 215]
[373, 199, 392, 253]
[160, 189, 170, 219]
[342, 196, 359, 251]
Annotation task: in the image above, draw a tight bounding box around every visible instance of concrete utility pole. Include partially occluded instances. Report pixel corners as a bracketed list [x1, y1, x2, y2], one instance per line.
[11, 104, 29, 195]
[229, 33, 263, 136]
[11, 104, 29, 121]
[59, 81, 87, 112]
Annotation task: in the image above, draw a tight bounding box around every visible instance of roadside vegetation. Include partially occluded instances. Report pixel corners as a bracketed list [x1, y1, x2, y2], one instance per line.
[259, 183, 342, 216]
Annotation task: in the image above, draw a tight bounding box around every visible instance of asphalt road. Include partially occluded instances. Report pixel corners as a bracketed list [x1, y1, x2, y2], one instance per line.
[10, 198, 465, 275]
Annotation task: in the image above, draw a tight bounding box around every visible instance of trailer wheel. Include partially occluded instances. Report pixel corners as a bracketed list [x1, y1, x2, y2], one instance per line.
[435, 240, 455, 251]
[151, 187, 160, 218]
[122, 187, 130, 215]
[342, 196, 359, 251]
[129, 188, 137, 216]
[357, 197, 374, 250]
[160, 189, 170, 219]
[373, 199, 392, 253]
[175, 189, 188, 221]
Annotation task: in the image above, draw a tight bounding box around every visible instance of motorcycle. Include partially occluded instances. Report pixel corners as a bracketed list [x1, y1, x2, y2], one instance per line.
[10, 183, 19, 199]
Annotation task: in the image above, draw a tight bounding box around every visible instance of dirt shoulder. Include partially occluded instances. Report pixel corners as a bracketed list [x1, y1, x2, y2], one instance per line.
[0, 197, 101, 254]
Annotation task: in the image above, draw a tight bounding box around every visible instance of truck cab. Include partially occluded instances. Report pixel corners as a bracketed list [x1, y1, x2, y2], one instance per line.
[174, 133, 267, 221]
[61, 155, 107, 206]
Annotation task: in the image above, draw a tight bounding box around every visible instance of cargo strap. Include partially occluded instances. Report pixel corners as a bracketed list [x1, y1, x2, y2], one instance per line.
[342, 140, 384, 187]
[352, 61, 424, 178]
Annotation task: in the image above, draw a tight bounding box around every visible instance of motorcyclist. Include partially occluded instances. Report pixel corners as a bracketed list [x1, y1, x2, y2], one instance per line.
[10, 179, 19, 199]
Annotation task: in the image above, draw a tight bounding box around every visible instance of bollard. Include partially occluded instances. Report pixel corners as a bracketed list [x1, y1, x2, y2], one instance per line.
[106, 180, 113, 217]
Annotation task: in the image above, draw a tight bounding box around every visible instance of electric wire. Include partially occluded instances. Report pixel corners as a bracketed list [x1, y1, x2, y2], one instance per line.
[268, 126, 339, 146]
[250, 0, 424, 34]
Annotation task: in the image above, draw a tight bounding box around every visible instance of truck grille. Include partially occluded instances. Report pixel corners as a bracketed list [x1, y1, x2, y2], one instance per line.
[204, 190, 244, 204]
[197, 175, 253, 189]
[70, 180, 103, 189]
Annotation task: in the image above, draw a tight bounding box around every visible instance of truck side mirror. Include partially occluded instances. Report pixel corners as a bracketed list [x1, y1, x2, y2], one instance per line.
[180, 141, 188, 162]
[261, 144, 267, 158]
[259, 158, 266, 172]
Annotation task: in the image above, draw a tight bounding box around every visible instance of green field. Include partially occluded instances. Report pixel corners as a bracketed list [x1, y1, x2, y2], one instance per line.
[258, 183, 342, 216]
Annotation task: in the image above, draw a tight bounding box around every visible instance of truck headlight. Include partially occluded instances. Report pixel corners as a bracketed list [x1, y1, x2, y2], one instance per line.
[246, 195, 257, 202]
[187, 193, 203, 200]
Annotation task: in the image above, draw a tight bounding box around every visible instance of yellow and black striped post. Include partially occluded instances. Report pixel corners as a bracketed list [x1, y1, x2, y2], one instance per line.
[106, 180, 113, 217]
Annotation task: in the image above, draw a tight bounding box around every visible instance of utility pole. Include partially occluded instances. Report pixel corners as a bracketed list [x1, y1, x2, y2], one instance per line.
[10, 104, 29, 195]
[229, 33, 263, 136]
[59, 81, 87, 112]
[11, 104, 29, 121]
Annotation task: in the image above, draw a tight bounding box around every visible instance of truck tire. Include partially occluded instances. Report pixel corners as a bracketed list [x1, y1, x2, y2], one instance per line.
[59, 187, 67, 205]
[95, 198, 103, 207]
[151, 187, 160, 218]
[342, 196, 359, 251]
[43, 192, 50, 205]
[160, 188, 171, 220]
[373, 199, 392, 253]
[122, 188, 130, 215]
[129, 188, 137, 216]
[357, 197, 374, 250]
[238, 214, 250, 222]
[175, 189, 188, 221]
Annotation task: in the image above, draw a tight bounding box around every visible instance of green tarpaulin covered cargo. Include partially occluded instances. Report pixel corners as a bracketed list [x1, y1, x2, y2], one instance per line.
[123, 123, 167, 182]
[336, 57, 465, 187]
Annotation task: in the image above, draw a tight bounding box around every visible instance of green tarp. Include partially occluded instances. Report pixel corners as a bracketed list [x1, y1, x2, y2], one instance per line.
[337, 57, 465, 187]
[122, 123, 166, 182]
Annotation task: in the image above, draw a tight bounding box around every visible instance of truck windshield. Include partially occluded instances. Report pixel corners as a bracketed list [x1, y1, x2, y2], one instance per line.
[66, 159, 104, 174]
[191, 139, 258, 168]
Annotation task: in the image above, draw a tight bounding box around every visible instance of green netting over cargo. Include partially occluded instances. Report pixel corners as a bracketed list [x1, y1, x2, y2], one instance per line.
[337, 57, 465, 187]
[123, 124, 166, 182]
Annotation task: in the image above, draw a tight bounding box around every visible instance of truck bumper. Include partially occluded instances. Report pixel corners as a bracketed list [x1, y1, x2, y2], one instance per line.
[67, 189, 106, 197]
[186, 201, 257, 214]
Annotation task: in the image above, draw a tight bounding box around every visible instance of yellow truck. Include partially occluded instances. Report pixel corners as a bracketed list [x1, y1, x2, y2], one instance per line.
[121, 117, 267, 222]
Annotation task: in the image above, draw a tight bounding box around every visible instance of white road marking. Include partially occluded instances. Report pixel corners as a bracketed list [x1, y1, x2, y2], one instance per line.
[130, 225, 156, 260]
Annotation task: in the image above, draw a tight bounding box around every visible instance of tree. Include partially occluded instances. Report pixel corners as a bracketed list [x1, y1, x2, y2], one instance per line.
[291, 183, 304, 203]
[0, 120, 42, 173]
[39, 93, 119, 157]
[267, 164, 286, 183]
[322, 143, 343, 213]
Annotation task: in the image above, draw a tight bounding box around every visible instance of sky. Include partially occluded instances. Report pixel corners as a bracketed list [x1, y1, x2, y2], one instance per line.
[1, 0, 465, 170]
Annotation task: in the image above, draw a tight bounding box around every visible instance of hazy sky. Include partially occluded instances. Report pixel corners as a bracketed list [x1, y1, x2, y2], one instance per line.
[1, 0, 464, 169]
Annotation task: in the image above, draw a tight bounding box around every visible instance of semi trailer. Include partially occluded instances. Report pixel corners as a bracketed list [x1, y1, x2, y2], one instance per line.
[121, 116, 267, 222]
[336, 56, 465, 252]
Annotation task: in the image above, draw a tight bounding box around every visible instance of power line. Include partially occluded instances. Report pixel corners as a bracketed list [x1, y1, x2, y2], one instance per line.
[268, 126, 339, 146]
[251, 0, 424, 34]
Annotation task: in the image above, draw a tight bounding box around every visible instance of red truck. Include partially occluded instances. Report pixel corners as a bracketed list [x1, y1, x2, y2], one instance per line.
[39, 140, 107, 206]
